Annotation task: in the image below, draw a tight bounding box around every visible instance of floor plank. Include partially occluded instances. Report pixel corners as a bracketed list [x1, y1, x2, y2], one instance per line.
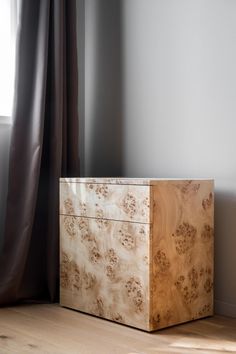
[0, 304, 235, 354]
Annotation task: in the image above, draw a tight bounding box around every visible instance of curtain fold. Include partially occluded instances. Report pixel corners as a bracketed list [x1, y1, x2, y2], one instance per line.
[0, 0, 79, 305]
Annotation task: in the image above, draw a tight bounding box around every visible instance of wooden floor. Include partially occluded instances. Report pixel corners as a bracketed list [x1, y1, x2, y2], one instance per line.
[0, 304, 236, 354]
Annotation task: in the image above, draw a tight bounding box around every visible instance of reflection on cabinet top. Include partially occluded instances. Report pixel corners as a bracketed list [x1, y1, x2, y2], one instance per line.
[60, 177, 214, 186]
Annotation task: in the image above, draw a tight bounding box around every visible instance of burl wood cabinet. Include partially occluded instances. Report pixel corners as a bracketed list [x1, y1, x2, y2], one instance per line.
[59, 178, 214, 331]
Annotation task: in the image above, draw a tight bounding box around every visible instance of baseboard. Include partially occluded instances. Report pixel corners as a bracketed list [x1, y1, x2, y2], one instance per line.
[215, 299, 236, 318]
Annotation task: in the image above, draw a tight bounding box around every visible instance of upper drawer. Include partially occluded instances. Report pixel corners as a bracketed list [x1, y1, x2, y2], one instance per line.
[60, 180, 151, 223]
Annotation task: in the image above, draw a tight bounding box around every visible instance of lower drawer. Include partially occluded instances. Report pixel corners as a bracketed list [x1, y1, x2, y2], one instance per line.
[60, 215, 151, 330]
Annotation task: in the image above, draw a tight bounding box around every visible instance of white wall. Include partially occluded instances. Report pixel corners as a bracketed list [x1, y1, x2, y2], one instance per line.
[0, 124, 11, 249]
[85, 0, 236, 316]
[77, 0, 85, 176]
[84, 0, 123, 177]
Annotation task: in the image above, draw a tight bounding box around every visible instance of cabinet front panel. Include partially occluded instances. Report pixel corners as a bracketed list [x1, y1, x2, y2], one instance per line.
[60, 182, 151, 223]
[60, 215, 150, 330]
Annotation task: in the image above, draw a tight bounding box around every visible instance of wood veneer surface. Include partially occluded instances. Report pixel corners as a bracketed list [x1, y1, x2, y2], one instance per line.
[60, 178, 214, 331]
[150, 180, 214, 330]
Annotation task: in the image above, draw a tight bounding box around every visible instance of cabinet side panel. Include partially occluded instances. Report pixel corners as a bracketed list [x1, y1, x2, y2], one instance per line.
[150, 180, 214, 330]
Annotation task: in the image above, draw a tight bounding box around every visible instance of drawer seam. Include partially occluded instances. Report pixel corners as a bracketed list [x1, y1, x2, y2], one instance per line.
[59, 213, 152, 225]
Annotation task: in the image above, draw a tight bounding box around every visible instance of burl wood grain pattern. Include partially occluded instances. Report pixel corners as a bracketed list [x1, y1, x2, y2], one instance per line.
[60, 181, 151, 223]
[60, 178, 214, 331]
[60, 216, 150, 330]
[150, 180, 214, 330]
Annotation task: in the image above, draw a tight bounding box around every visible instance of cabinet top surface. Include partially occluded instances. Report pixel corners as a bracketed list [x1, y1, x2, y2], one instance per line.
[60, 177, 214, 185]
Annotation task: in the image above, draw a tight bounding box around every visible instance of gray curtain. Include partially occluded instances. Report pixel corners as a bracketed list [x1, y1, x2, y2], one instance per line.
[0, 0, 80, 305]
